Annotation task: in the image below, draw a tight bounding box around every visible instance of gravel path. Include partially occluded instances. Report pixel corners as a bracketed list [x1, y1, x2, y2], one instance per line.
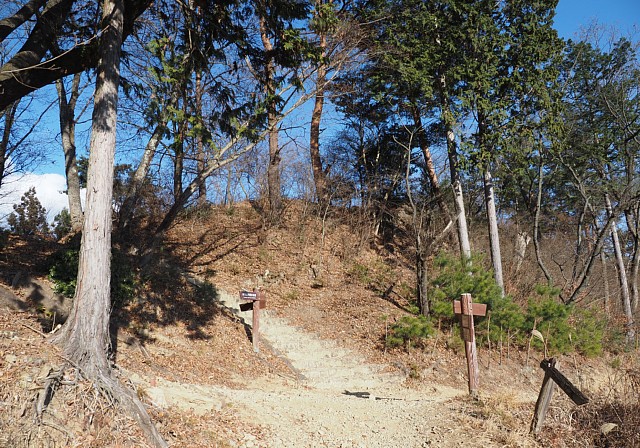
[129, 288, 501, 447]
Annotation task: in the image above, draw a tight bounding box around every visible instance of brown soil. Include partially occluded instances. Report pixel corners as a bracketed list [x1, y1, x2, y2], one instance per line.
[0, 201, 637, 447]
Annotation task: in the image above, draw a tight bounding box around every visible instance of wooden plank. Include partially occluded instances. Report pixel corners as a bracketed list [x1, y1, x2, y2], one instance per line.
[530, 358, 558, 435]
[453, 300, 487, 316]
[239, 302, 254, 312]
[541, 360, 589, 405]
[472, 303, 487, 316]
[240, 291, 258, 301]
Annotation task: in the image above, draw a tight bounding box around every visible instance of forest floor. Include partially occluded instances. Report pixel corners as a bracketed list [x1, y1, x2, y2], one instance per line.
[0, 201, 637, 447]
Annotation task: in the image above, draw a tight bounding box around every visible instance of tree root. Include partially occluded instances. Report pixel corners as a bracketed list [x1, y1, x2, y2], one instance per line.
[28, 362, 168, 448]
[96, 371, 168, 448]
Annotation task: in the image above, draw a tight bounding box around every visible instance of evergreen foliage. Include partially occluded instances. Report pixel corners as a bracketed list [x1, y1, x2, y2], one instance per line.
[429, 252, 503, 322]
[386, 315, 433, 349]
[52, 208, 72, 240]
[49, 245, 138, 309]
[7, 187, 50, 237]
[428, 252, 605, 356]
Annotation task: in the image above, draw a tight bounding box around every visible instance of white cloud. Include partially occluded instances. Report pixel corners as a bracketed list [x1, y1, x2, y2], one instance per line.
[0, 173, 77, 225]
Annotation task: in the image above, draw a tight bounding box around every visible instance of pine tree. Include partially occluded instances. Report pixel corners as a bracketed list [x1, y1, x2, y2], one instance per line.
[52, 208, 72, 240]
[7, 187, 49, 236]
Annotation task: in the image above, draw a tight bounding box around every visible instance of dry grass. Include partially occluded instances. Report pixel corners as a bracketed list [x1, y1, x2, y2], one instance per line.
[2, 202, 639, 447]
[538, 358, 640, 447]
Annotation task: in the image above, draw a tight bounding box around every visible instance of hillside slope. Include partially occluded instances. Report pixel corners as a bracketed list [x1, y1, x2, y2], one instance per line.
[0, 202, 634, 447]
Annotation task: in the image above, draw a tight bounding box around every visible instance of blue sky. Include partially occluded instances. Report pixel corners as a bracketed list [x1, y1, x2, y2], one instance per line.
[555, 0, 639, 39]
[1, 1, 638, 224]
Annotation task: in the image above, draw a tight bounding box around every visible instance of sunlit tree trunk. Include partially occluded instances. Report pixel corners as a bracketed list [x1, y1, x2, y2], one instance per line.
[195, 70, 207, 206]
[606, 194, 635, 343]
[51, 4, 167, 445]
[0, 101, 18, 187]
[625, 205, 639, 311]
[309, 26, 328, 205]
[259, 13, 282, 218]
[442, 104, 471, 261]
[53, 0, 122, 378]
[56, 74, 83, 232]
[411, 105, 450, 218]
[484, 167, 504, 296]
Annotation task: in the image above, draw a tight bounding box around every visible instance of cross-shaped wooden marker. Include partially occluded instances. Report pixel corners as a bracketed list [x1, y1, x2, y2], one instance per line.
[453, 293, 487, 396]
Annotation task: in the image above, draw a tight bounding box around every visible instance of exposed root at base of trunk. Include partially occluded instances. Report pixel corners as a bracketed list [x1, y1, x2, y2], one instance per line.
[95, 370, 168, 448]
[24, 363, 168, 448]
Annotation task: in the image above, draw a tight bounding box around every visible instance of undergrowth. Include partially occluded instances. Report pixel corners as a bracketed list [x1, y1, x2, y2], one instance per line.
[386, 252, 606, 357]
[540, 364, 640, 447]
[48, 244, 138, 310]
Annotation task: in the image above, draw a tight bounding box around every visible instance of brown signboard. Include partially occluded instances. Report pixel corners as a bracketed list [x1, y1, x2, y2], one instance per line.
[453, 300, 487, 317]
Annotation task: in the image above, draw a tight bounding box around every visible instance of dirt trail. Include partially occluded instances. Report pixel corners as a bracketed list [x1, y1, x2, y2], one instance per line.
[127, 288, 500, 448]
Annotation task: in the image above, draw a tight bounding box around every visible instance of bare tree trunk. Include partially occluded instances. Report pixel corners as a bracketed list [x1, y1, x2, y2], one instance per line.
[51, 2, 167, 445]
[0, 101, 18, 187]
[600, 250, 610, 312]
[417, 249, 429, 316]
[267, 110, 281, 215]
[309, 42, 328, 205]
[259, 14, 282, 219]
[572, 202, 588, 286]
[195, 70, 207, 206]
[403, 139, 429, 315]
[118, 120, 165, 232]
[625, 205, 639, 311]
[53, 2, 123, 375]
[606, 194, 635, 343]
[411, 105, 450, 217]
[444, 109, 471, 261]
[173, 122, 185, 201]
[484, 167, 504, 296]
[514, 230, 530, 274]
[56, 74, 83, 232]
[533, 153, 553, 284]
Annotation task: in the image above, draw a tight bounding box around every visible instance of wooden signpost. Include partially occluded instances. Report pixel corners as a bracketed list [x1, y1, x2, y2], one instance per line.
[453, 293, 487, 397]
[239, 290, 266, 353]
[530, 358, 589, 436]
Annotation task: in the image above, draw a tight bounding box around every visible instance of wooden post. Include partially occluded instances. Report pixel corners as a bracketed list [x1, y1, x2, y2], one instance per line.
[530, 358, 588, 436]
[530, 358, 558, 436]
[453, 293, 487, 397]
[462, 293, 479, 396]
[239, 290, 267, 353]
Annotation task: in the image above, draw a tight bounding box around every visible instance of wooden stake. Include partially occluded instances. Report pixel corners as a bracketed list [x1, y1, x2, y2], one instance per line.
[530, 358, 558, 436]
[453, 293, 485, 397]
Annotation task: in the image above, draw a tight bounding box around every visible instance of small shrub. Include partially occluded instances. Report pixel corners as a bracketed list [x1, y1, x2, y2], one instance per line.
[446, 333, 465, 354]
[48, 247, 79, 297]
[429, 252, 506, 329]
[347, 262, 371, 285]
[0, 229, 9, 249]
[52, 208, 72, 240]
[570, 307, 605, 357]
[386, 315, 433, 349]
[526, 298, 573, 355]
[49, 245, 138, 309]
[427, 252, 603, 356]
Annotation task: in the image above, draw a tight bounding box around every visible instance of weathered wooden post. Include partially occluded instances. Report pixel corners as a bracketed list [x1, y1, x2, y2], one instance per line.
[453, 293, 487, 397]
[530, 358, 559, 436]
[530, 358, 589, 436]
[239, 290, 267, 352]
